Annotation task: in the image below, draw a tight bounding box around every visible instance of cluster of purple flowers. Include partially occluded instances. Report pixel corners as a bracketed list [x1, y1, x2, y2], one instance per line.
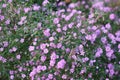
[0, 0, 120, 80]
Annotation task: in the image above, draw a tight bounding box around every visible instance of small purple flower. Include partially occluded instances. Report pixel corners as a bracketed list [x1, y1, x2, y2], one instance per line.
[109, 13, 115, 20]
[20, 38, 24, 43]
[43, 48, 49, 54]
[50, 52, 57, 60]
[50, 42, 56, 48]
[101, 37, 107, 44]
[40, 43, 46, 50]
[0, 15, 5, 21]
[65, 48, 70, 53]
[63, 25, 68, 31]
[108, 63, 114, 69]
[16, 55, 21, 60]
[41, 55, 46, 62]
[43, 29, 50, 37]
[92, 26, 97, 30]
[62, 74, 67, 79]
[50, 60, 56, 67]
[24, 7, 30, 13]
[106, 50, 114, 58]
[48, 74, 53, 79]
[12, 47, 17, 52]
[85, 35, 92, 40]
[21, 16, 27, 22]
[0, 26, 2, 31]
[21, 74, 26, 78]
[33, 5, 40, 11]
[49, 37, 54, 41]
[8, 0, 12, 3]
[57, 59, 66, 69]
[53, 18, 59, 24]
[109, 69, 115, 77]
[3, 41, 8, 47]
[57, 43, 62, 49]
[41, 66, 47, 71]
[118, 44, 120, 49]
[10, 75, 14, 80]
[105, 46, 111, 52]
[29, 46, 35, 52]
[56, 28, 61, 33]
[108, 33, 115, 40]
[95, 48, 103, 58]
[5, 19, 10, 25]
[2, 4, 7, 8]
[68, 22, 74, 29]
[105, 23, 111, 30]
[42, 0, 49, 6]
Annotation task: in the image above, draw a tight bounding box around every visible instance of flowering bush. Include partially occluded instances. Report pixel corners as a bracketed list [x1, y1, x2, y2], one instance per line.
[0, 0, 120, 80]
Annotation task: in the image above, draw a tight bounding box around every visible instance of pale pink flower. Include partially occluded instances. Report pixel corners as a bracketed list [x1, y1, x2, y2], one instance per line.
[29, 46, 35, 52]
[16, 55, 21, 60]
[43, 48, 49, 54]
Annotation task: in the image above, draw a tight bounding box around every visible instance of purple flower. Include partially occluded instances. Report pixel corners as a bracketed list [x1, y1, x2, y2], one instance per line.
[40, 43, 46, 50]
[5, 19, 10, 25]
[95, 48, 103, 58]
[29, 46, 35, 52]
[85, 35, 92, 40]
[8, 0, 12, 3]
[2, 4, 7, 8]
[53, 18, 59, 24]
[21, 16, 27, 22]
[105, 23, 111, 30]
[68, 22, 74, 29]
[108, 63, 114, 69]
[50, 60, 56, 67]
[106, 50, 114, 58]
[24, 7, 30, 13]
[33, 5, 40, 11]
[105, 46, 111, 52]
[62, 74, 67, 79]
[43, 29, 50, 37]
[109, 13, 115, 20]
[36, 65, 42, 73]
[41, 66, 47, 71]
[101, 37, 107, 44]
[0, 15, 5, 21]
[21, 74, 26, 78]
[12, 47, 17, 52]
[56, 28, 61, 33]
[82, 57, 89, 63]
[65, 48, 70, 53]
[42, 0, 49, 6]
[92, 26, 97, 30]
[48, 74, 53, 79]
[108, 33, 115, 40]
[3, 41, 8, 47]
[57, 59, 66, 69]
[118, 44, 120, 49]
[49, 37, 54, 41]
[50, 52, 57, 60]
[41, 55, 46, 62]
[63, 25, 68, 31]
[57, 43, 62, 49]
[10, 75, 14, 80]
[109, 69, 114, 76]
[0, 26, 2, 31]
[16, 55, 21, 60]
[29, 71, 36, 77]
[20, 38, 24, 43]
[43, 48, 49, 54]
